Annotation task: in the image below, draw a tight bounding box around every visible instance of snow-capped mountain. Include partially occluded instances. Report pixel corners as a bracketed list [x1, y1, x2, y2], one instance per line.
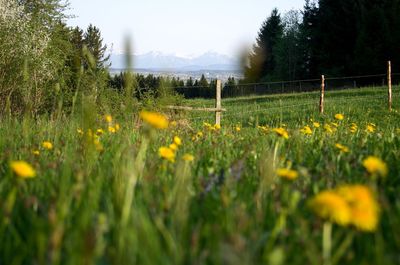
[110, 51, 240, 71]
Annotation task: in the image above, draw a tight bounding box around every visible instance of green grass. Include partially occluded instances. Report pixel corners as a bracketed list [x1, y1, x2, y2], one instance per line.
[1, 86, 400, 265]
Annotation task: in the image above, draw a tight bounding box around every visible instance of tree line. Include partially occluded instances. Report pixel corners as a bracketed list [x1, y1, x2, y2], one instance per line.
[244, 0, 400, 82]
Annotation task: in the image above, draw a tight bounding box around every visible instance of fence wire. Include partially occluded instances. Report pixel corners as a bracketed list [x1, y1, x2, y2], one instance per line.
[171, 73, 399, 100]
[167, 73, 398, 124]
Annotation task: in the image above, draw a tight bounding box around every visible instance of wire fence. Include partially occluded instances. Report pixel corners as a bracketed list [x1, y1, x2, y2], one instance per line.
[169, 73, 400, 99]
[221, 73, 400, 98]
[165, 71, 399, 125]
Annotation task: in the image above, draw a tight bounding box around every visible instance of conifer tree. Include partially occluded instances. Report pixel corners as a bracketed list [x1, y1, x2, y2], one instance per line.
[245, 8, 283, 82]
[83, 24, 110, 70]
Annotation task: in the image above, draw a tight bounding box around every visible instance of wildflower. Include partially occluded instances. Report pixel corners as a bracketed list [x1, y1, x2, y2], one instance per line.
[140, 111, 169, 129]
[350, 123, 358, 134]
[173, 136, 182, 146]
[309, 190, 351, 226]
[159, 147, 175, 162]
[273, 128, 289, 139]
[335, 113, 344, 120]
[96, 129, 105, 135]
[276, 168, 299, 180]
[337, 185, 380, 232]
[169, 143, 178, 152]
[214, 124, 221, 130]
[32, 150, 40, 156]
[192, 131, 204, 141]
[104, 115, 112, 123]
[42, 141, 53, 150]
[235, 126, 241, 132]
[362, 156, 388, 177]
[10, 161, 36, 179]
[257, 125, 269, 133]
[108, 126, 116, 133]
[366, 123, 376, 133]
[115, 123, 121, 131]
[335, 143, 350, 153]
[324, 124, 334, 134]
[183, 153, 195, 162]
[313, 122, 321, 128]
[300, 125, 313, 135]
[203, 122, 213, 130]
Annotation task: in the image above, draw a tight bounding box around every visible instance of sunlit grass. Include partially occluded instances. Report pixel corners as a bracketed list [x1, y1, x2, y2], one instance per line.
[1, 86, 400, 264]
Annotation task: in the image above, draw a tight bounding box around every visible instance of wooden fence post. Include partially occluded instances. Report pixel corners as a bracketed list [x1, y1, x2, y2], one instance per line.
[215, 80, 222, 125]
[388, 61, 392, 112]
[320, 75, 325, 113]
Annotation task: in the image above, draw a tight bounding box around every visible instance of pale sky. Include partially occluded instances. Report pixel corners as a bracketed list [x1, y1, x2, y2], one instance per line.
[67, 0, 305, 57]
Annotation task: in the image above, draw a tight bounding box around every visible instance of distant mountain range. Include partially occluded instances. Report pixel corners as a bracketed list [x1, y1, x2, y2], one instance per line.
[110, 51, 241, 72]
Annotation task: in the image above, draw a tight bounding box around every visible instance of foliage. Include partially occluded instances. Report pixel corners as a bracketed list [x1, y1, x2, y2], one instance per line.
[245, 0, 400, 82]
[245, 8, 283, 82]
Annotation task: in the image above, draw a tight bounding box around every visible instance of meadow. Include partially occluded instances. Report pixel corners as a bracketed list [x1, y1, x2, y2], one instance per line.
[1, 86, 400, 265]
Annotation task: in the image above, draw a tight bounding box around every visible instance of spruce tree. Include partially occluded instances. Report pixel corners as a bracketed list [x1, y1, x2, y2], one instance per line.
[298, 0, 319, 78]
[83, 24, 110, 70]
[245, 8, 283, 82]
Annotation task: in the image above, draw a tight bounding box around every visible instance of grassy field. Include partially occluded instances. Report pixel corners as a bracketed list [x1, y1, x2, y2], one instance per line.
[1, 86, 400, 265]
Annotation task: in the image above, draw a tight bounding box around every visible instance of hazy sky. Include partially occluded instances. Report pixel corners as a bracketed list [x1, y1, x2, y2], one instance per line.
[67, 0, 305, 57]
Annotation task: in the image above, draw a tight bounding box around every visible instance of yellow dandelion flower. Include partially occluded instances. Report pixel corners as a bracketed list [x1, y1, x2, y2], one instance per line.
[235, 126, 241, 132]
[108, 126, 116, 133]
[32, 150, 40, 156]
[169, 143, 178, 152]
[335, 113, 344, 120]
[197, 131, 204, 138]
[183, 153, 195, 162]
[203, 122, 213, 130]
[337, 185, 380, 232]
[309, 190, 351, 226]
[214, 124, 221, 130]
[366, 123, 376, 133]
[115, 123, 121, 131]
[104, 114, 113, 123]
[140, 111, 169, 129]
[276, 168, 299, 180]
[300, 125, 313, 135]
[362, 156, 388, 177]
[313, 122, 321, 128]
[350, 123, 358, 134]
[257, 125, 269, 133]
[173, 136, 182, 146]
[324, 124, 335, 134]
[335, 143, 350, 153]
[273, 128, 289, 139]
[10, 161, 36, 179]
[42, 141, 53, 150]
[96, 129, 105, 135]
[159, 147, 175, 162]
